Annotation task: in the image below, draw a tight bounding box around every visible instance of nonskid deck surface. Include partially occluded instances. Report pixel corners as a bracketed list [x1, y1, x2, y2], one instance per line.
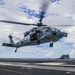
[0, 64, 75, 75]
[0, 61, 75, 75]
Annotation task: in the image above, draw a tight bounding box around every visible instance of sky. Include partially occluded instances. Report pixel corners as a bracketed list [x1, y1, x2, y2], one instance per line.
[0, 0, 75, 58]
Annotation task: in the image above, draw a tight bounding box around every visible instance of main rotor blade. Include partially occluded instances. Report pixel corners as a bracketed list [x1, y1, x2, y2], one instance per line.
[0, 20, 35, 26]
[39, 0, 50, 23]
[46, 24, 75, 26]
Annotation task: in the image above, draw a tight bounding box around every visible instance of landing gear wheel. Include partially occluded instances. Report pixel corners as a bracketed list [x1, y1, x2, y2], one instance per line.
[50, 43, 53, 47]
[15, 48, 18, 52]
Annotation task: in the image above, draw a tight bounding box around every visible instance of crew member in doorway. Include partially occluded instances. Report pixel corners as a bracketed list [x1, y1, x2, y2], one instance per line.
[30, 30, 42, 41]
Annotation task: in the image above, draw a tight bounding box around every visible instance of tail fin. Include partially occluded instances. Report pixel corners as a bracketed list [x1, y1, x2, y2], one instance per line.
[9, 35, 14, 44]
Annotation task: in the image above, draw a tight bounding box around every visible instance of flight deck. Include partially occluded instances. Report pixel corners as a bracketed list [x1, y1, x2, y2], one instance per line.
[0, 58, 75, 75]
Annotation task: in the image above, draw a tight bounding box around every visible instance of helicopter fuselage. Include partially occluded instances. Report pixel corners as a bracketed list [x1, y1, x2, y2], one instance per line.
[14, 26, 67, 47]
[2, 26, 68, 52]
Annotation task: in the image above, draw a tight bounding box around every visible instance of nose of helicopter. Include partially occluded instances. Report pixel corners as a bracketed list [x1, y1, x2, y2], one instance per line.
[57, 32, 68, 38]
[63, 32, 68, 37]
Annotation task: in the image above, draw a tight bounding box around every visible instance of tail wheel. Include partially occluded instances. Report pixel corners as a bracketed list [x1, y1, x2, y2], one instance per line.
[15, 48, 18, 52]
[50, 43, 53, 47]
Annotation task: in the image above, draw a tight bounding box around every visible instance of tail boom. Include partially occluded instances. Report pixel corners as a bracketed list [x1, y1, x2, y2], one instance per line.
[2, 43, 16, 47]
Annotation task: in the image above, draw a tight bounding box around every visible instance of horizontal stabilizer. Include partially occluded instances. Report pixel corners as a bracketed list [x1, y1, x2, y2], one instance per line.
[2, 43, 15, 47]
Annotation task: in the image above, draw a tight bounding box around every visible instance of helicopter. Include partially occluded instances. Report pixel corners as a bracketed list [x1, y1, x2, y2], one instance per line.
[0, 0, 71, 52]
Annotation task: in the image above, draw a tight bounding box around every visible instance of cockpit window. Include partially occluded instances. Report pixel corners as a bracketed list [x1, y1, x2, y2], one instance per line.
[53, 27, 60, 32]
